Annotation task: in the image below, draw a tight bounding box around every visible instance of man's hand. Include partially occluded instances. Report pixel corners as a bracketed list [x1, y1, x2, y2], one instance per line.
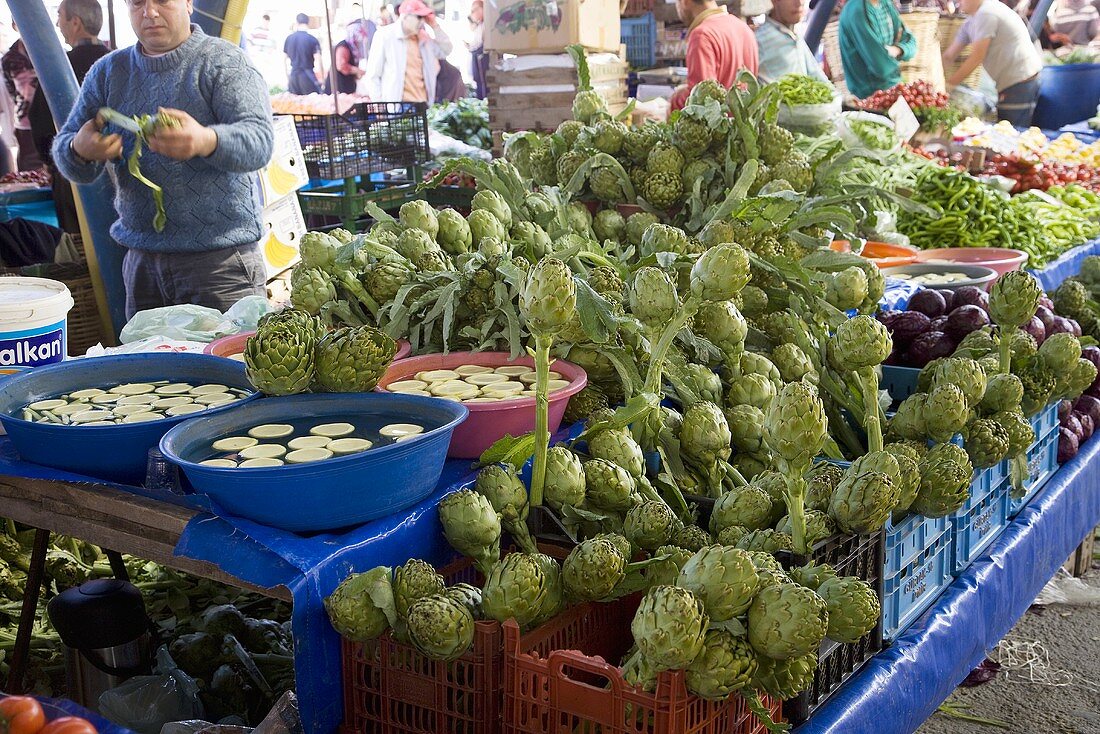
[72, 114, 122, 162]
[886, 45, 903, 59]
[147, 108, 218, 160]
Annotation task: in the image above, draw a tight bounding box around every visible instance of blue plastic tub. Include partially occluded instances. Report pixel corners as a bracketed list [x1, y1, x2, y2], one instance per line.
[160, 393, 468, 533]
[1033, 64, 1100, 131]
[0, 353, 257, 484]
[882, 522, 952, 640]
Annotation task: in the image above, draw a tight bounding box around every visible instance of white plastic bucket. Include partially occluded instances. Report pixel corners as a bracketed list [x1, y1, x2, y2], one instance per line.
[0, 277, 74, 375]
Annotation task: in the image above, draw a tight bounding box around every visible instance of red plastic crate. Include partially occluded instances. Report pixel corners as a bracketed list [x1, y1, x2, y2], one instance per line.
[504, 596, 783, 734]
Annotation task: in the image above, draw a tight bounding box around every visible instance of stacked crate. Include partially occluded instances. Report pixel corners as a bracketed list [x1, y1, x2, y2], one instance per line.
[487, 56, 630, 148]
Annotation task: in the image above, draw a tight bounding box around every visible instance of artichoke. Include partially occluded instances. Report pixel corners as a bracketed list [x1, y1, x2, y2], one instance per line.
[289, 267, 336, 315]
[921, 383, 970, 443]
[544, 446, 587, 510]
[671, 524, 713, 552]
[1053, 279, 1090, 318]
[710, 485, 775, 534]
[727, 373, 778, 411]
[393, 559, 445, 619]
[587, 266, 626, 304]
[672, 113, 712, 158]
[630, 267, 680, 328]
[805, 463, 843, 512]
[623, 124, 662, 164]
[747, 582, 828, 660]
[624, 501, 677, 551]
[787, 562, 837, 592]
[759, 122, 795, 166]
[631, 586, 709, 671]
[830, 315, 892, 369]
[521, 257, 577, 337]
[324, 566, 394, 642]
[588, 428, 645, 479]
[817, 576, 879, 644]
[438, 489, 501, 575]
[716, 525, 748, 546]
[828, 470, 898, 535]
[562, 537, 627, 601]
[825, 267, 869, 311]
[992, 410, 1035, 455]
[772, 343, 816, 383]
[584, 458, 637, 512]
[981, 373, 1025, 415]
[690, 244, 751, 303]
[677, 545, 761, 621]
[881, 447, 921, 516]
[646, 544, 695, 587]
[396, 227, 439, 262]
[735, 529, 794, 553]
[557, 149, 588, 187]
[625, 212, 660, 247]
[444, 583, 483, 619]
[963, 418, 1011, 469]
[365, 261, 412, 303]
[1039, 332, 1083, 373]
[639, 223, 691, 259]
[399, 199, 439, 239]
[755, 652, 818, 700]
[531, 553, 565, 628]
[481, 552, 553, 630]
[405, 594, 475, 661]
[912, 443, 974, 517]
[646, 142, 685, 176]
[775, 510, 835, 546]
[888, 393, 927, 442]
[764, 381, 828, 474]
[680, 401, 733, 466]
[727, 404, 767, 454]
[695, 300, 748, 357]
[471, 190, 512, 230]
[592, 209, 626, 244]
[436, 208, 473, 255]
[556, 119, 585, 148]
[642, 172, 684, 210]
[314, 325, 397, 393]
[468, 209, 507, 245]
[300, 230, 339, 270]
[932, 358, 987, 410]
[244, 322, 316, 396]
[989, 270, 1042, 328]
[686, 630, 759, 700]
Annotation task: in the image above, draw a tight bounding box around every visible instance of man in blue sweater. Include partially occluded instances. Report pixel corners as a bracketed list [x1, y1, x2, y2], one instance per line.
[53, 0, 274, 319]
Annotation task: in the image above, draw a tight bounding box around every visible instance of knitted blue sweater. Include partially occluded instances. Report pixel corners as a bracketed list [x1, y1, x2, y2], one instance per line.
[53, 26, 274, 253]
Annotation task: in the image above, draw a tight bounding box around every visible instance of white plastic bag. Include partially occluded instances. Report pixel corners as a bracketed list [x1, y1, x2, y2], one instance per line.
[778, 96, 843, 136]
[119, 296, 272, 344]
[99, 648, 204, 734]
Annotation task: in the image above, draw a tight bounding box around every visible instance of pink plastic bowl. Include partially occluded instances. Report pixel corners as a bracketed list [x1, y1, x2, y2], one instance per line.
[204, 332, 412, 361]
[377, 351, 588, 459]
[915, 248, 1028, 276]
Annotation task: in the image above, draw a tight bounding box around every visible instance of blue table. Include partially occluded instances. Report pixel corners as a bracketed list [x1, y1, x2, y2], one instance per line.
[1029, 237, 1100, 294]
[794, 422, 1100, 734]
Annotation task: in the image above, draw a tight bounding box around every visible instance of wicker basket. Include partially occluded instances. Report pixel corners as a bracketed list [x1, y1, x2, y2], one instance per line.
[899, 11, 946, 92]
[939, 15, 984, 89]
[823, 10, 946, 97]
[0, 235, 105, 357]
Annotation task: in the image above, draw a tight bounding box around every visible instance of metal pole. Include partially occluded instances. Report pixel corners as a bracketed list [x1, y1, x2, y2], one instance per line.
[1028, 0, 1056, 40]
[7, 0, 125, 337]
[325, 0, 339, 98]
[107, 0, 117, 48]
[804, 0, 840, 56]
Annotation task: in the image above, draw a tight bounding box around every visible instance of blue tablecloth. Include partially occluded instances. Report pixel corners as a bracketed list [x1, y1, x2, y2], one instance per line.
[794, 423, 1100, 734]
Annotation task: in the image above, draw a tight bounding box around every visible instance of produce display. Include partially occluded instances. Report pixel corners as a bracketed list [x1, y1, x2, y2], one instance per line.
[886, 269, 984, 286]
[385, 364, 572, 402]
[775, 74, 834, 105]
[196, 420, 424, 468]
[270, 92, 367, 115]
[17, 382, 250, 425]
[428, 98, 492, 151]
[856, 81, 964, 132]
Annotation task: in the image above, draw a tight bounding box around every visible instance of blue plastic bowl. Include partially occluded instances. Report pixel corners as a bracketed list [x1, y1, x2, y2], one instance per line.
[159, 393, 468, 533]
[0, 353, 258, 484]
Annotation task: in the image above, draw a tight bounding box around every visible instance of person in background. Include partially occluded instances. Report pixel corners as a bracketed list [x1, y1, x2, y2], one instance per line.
[27, 0, 111, 236]
[468, 0, 487, 99]
[838, 0, 916, 99]
[365, 0, 453, 104]
[756, 0, 830, 83]
[943, 0, 1043, 126]
[284, 13, 323, 95]
[248, 14, 273, 52]
[1050, 0, 1100, 46]
[1, 34, 42, 171]
[330, 22, 368, 93]
[670, 0, 759, 109]
[53, 0, 274, 318]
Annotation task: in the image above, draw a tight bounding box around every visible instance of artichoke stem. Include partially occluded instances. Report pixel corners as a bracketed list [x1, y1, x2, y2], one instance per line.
[1010, 452, 1028, 495]
[999, 328, 1012, 375]
[784, 470, 809, 555]
[722, 461, 748, 488]
[860, 367, 883, 454]
[529, 332, 554, 508]
[643, 300, 700, 395]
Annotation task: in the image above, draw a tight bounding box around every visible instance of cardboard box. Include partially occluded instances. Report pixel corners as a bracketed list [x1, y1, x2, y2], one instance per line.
[257, 116, 309, 209]
[259, 194, 306, 279]
[485, 0, 621, 54]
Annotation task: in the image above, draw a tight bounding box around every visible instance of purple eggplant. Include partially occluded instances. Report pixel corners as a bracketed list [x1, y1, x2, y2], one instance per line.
[945, 305, 990, 342]
[1048, 317, 1077, 336]
[909, 289, 948, 318]
[941, 289, 957, 312]
[1058, 426, 1079, 463]
[890, 311, 932, 346]
[1076, 412, 1094, 441]
[1062, 413, 1082, 439]
[1035, 305, 1056, 332]
[1022, 316, 1046, 345]
[1059, 399, 1074, 422]
[1039, 295, 1054, 310]
[905, 331, 957, 367]
[1074, 395, 1100, 426]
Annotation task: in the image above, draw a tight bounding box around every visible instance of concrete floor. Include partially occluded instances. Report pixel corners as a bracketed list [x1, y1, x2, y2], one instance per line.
[917, 564, 1100, 734]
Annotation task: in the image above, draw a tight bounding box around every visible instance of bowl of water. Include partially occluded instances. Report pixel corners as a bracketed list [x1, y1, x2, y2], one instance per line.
[160, 392, 468, 532]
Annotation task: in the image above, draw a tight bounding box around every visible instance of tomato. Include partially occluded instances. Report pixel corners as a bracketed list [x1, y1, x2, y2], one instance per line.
[0, 697, 46, 734]
[39, 718, 97, 734]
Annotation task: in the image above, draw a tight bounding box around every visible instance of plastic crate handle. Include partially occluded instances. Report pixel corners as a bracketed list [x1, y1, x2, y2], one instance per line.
[543, 649, 629, 724]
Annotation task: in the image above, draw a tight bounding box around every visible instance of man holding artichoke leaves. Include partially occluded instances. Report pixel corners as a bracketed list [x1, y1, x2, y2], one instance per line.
[53, 0, 274, 319]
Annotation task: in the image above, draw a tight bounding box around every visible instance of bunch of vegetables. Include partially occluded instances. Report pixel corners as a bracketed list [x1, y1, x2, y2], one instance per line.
[428, 98, 492, 150]
[775, 74, 834, 105]
[982, 153, 1100, 193]
[1052, 256, 1100, 341]
[99, 107, 180, 233]
[858, 81, 950, 112]
[0, 697, 97, 734]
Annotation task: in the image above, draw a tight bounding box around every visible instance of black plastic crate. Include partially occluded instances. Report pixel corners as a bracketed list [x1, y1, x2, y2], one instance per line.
[776, 531, 885, 726]
[291, 102, 430, 180]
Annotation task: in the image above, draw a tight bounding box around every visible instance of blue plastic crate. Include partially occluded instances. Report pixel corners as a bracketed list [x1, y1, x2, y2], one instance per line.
[1029, 401, 1059, 437]
[883, 523, 952, 640]
[621, 14, 656, 69]
[950, 470, 1011, 575]
[884, 511, 950, 580]
[1009, 424, 1059, 516]
[880, 365, 921, 404]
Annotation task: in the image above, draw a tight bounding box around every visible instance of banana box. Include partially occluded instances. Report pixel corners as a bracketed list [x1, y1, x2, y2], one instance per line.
[258, 116, 309, 208]
[260, 194, 306, 278]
